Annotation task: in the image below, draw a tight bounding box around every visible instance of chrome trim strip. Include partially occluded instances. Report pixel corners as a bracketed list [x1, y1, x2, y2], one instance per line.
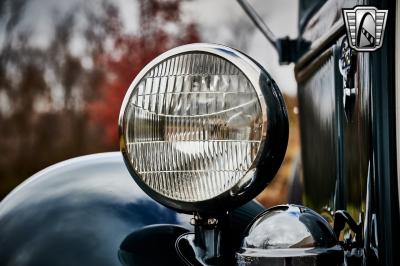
[295, 21, 345, 75]
[295, 47, 334, 84]
[396, 0, 400, 206]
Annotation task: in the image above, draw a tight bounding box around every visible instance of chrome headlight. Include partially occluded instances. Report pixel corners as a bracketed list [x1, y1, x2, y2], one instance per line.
[119, 43, 288, 213]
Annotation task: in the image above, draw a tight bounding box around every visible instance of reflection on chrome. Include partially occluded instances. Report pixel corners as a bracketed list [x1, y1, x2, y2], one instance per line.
[244, 212, 314, 249]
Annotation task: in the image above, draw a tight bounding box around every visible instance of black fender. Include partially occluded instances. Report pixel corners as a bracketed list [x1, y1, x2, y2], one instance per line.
[0, 152, 265, 265]
[0, 152, 191, 266]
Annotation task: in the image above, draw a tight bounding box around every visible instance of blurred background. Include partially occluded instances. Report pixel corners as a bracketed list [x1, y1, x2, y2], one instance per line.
[0, 0, 300, 207]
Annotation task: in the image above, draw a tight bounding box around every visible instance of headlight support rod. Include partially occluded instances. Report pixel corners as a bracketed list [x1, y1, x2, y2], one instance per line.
[236, 0, 310, 64]
[176, 214, 233, 266]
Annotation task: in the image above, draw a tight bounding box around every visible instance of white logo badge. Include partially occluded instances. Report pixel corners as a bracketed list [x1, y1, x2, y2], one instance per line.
[343, 6, 388, 51]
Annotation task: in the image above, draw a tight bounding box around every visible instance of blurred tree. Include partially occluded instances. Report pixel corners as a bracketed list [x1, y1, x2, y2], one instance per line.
[0, 0, 199, 199]
[88, 0, 199, 147]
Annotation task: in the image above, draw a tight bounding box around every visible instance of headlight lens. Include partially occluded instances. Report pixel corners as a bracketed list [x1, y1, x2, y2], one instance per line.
[123, 53, 263, 202]
[120, 43, 288, 212]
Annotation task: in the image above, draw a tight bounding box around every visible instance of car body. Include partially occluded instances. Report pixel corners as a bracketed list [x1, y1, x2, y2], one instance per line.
[0, 152, 264, 265]
[0, 0, 399, 265]
[296, 0, 399, 265]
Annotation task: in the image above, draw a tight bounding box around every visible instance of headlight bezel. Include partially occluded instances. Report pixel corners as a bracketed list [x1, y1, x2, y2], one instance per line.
[119, 43, 288, 214]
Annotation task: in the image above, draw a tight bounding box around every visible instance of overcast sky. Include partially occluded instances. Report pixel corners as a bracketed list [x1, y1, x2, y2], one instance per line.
[110, 0, 300, 95]
[0, 0, 299, 95]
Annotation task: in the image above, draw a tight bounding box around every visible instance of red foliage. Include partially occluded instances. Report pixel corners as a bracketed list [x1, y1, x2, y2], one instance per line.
[88, 0, 200, 147]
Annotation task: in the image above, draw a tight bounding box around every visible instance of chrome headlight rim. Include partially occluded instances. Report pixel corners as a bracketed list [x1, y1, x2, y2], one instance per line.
[119, 43, 288, 214]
